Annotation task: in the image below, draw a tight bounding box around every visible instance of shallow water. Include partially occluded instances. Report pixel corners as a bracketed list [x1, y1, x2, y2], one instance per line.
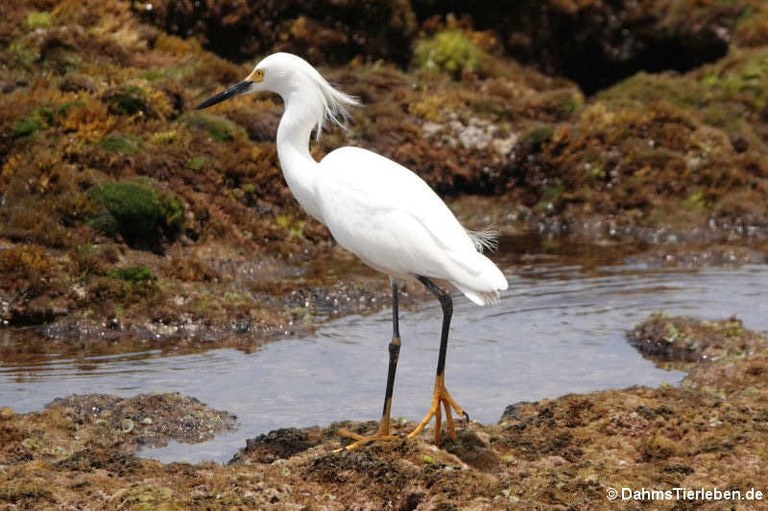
[2, 238, 768, 464]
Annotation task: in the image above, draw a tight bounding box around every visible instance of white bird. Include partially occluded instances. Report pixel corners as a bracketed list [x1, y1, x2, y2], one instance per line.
[197, 52, 508, 449]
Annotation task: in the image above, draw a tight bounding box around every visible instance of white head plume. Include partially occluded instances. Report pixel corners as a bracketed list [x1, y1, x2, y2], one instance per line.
[256, 52, 360, 141]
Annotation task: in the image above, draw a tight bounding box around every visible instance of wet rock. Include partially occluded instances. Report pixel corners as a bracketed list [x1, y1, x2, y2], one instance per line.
[686, 352, 768, 396]
[47, 392, 237, 451]
[55, 447, 141, 475]
[285, 280, 388, 318]
[499, 401, 535, 421]
[627, 313, 768, 364]
[229, 426, 324, 465]
[1, 325, 768, 510]
[305, 446, 420, 505]
[445, 428, 502, 472]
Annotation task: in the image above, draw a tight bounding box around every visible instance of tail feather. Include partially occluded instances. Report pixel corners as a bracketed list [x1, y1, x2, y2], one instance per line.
[456, 286, 502, 306]
[466, 227, 499, 253]
[455, 253, 508, 306]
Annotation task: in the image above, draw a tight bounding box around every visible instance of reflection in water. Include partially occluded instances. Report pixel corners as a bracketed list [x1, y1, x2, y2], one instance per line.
[1, 240, 768, 463]
[3, 350, 163, 382]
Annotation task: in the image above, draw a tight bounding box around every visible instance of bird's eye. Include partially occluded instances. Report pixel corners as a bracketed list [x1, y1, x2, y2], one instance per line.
[252, 68, 264, 81]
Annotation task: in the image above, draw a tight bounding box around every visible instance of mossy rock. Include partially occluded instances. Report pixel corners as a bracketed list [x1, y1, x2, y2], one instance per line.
[103, 85, 153, 117]
[598, 48, 768, 141]
[628, 313, 768, 364]
[86, 181, 184, 252]
[413, 29, 486, 77]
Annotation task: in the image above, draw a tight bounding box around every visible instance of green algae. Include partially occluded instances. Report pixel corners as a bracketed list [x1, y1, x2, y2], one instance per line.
[102, 264, 160, 300]
[26, 11, 54, 29]
[115, 485, 181, 511]
[184, 113, 242, 143]
[86, 181, 184, 251]
[11, 108, 55, 139]
[99, 133, 140, 153]
[186, 155, 207, 170]
[107, 265, 155, 283]
[597, 47, 768, 144]
[413, 29, 487, 77]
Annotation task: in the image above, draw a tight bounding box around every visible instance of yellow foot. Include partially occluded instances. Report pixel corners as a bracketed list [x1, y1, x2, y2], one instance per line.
[336, 425, 397, 451]
[407, 375, 469, 447]
[337, 429, 396, 451]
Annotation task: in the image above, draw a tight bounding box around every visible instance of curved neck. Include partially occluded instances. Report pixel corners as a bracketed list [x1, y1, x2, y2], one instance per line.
[276, 92, 323, 221]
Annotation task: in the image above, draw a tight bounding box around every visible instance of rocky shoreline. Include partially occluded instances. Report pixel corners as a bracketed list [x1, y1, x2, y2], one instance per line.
[1, 313, 766, 509]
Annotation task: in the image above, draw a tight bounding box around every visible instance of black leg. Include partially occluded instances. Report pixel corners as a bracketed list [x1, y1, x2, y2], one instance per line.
[381, 280, 401, 419]
[339, 280, 403, 449]
[411, 275, 470, 442]
[343, 277, 467, 449]
[416, 276, 453, 378]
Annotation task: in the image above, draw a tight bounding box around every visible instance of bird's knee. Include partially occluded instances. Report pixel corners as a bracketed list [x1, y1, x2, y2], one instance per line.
[389, 336, 401, 356]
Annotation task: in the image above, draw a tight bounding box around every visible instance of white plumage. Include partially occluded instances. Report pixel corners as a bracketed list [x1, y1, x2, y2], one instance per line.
[318, 146, 507, 305]
[196, 52, 508, 448]
[214, 52, 508, 303]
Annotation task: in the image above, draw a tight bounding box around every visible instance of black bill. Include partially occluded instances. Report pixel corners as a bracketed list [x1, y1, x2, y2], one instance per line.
[195, 80, 253, 110]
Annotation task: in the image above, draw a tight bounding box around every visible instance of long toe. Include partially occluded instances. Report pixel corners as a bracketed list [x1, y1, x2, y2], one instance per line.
[337, 424, 398, 451]
[407, 383, 467, 447]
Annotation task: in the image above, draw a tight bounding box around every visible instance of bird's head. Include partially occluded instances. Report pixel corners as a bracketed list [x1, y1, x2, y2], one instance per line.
[195, 52, 359, 139]
[196, 53, 292, 109]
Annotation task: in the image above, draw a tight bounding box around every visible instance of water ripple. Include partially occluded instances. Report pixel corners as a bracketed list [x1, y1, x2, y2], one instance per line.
[1, 262, 767, 463]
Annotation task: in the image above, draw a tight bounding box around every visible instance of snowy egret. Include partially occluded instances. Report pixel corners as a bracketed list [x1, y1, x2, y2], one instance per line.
[197, 53, 508, 448]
